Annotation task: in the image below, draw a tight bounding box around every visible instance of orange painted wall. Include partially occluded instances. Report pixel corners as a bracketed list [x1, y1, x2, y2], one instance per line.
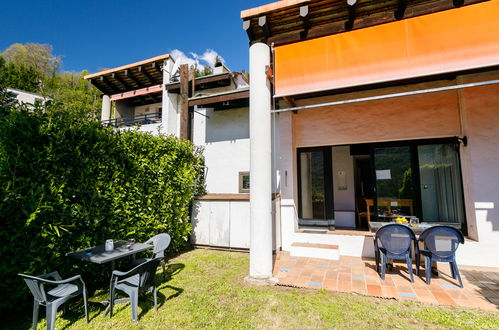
[274, 1, 499, 97]
[292, 89, 461, 147]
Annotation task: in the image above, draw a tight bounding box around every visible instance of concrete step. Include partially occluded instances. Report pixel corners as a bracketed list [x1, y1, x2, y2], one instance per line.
[290, 242, 340, 260]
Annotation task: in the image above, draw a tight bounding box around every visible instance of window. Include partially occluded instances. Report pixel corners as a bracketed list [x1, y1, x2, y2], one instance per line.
[239, 172, 250, 193]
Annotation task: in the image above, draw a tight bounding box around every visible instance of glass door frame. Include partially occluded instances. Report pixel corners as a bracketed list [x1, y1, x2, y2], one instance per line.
[371, 143, 422, 222]
[367, 137, 467, 234]
[296, 146, 334, 221]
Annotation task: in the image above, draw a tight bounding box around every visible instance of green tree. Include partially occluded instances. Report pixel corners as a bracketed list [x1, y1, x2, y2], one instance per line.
[44, 70, 101, 120]
[1, 43, 60, 77]
[0, 56, 42, 93]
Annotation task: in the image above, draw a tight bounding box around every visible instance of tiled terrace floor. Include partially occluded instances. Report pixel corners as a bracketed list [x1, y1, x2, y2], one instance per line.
[274, 252, 499, 311]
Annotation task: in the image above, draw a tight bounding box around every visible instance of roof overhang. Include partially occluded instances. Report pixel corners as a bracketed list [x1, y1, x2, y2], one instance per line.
[84, 54, 170, 95]
[164, 72, 233, 93]
[241, 0, 488, 46]
[189, 88, 249, 110]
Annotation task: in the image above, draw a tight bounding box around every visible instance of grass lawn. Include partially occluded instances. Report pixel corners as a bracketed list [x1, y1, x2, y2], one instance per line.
[9, 249, 499, 329]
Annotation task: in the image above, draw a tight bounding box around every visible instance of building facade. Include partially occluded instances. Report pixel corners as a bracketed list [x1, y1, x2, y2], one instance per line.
[242, 0, 499, 282]
[85, 55, 253, 250]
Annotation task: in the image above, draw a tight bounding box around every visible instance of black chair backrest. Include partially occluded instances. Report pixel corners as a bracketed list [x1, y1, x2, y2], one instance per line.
[419, 226, 464, 259]
[375, 224, 415, 256]
[146, 233, 171, 259]
[139, 258, 161, 288]
[115, 257, 161, 289]
[19, 274, 47, 303]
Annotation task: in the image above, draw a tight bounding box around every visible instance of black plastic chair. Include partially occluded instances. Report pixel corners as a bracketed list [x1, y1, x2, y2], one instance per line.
[109, 257, 161, 322]
[133, 233, 171, 280]
[19, 271, 89, 330]
[417, 225, 464, 287]
[374, 224, 417, 282]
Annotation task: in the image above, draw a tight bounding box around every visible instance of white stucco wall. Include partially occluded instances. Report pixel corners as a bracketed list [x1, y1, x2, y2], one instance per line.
[332, 146, 356, 228]
[7, 88, 49, 106]
[455, 72, 499, 267]
[193, 107, 250, 193]
[190, 106, 251, 249]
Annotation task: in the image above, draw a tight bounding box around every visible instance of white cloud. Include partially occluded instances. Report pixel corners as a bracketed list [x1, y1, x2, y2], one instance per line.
[170, 49, 225, 71]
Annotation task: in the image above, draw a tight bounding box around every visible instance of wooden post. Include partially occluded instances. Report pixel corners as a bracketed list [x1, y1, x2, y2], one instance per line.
[179, 64, 189, 140]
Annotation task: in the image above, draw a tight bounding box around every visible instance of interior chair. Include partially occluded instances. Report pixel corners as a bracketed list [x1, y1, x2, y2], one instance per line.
[19, 271, 89, 330]
[109, 257, 161, 322]
[356, 198, 373, 227]
[374, 224, 417, 282]
[417, 225, 465, 287]
[133, 233, 171, 280]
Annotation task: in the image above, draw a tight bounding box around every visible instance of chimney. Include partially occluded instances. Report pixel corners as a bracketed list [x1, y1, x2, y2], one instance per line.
[213, 57, 226, 74]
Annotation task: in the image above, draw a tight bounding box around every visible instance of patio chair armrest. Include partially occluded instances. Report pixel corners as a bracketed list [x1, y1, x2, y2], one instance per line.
[112, 269, 129, 276]
[112, 270, 129, 278]
[39, 271, 63, 281]
[49, 275, 85, 285]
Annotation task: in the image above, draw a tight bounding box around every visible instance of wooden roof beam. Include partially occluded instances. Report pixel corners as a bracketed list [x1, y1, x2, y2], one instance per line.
[101, 76, 122, 93]
[259, 16, 271, 39]
[453, 0, 464, 7]
[88, 78, 112, 94]
[243, 20, 254, 41]
[394, 0, 407, 20]
[112, 73, 132, 90]
[148, 93, 159, 103]
[124, 69, 141, 87]
[300, 5, 311, 39]
[138, 66, 154, 85]
[151, 62, 162, 75]
[136, 95, 147, 105]
[345, 0, 357, 30]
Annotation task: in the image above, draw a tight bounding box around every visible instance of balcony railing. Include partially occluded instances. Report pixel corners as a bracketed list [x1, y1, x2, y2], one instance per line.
[102, 112, 162, 128]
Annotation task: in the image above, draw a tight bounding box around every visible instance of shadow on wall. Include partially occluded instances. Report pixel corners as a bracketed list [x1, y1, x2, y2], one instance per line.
[475, 202, 499, 232]
[205, 107, 249, 143]
[360, 236, 375, 258]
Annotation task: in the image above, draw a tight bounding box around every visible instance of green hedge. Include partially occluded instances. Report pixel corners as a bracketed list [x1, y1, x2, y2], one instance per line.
[0, 105, 205, 313]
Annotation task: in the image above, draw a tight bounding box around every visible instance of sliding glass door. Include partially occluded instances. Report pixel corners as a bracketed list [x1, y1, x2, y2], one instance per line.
[297, 147, 333, 221]
[374, 146, 417, 219]
[365, 139, 465, 227]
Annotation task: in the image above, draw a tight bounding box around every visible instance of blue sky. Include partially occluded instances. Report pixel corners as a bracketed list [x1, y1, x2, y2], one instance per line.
[0, 0, 271, 74]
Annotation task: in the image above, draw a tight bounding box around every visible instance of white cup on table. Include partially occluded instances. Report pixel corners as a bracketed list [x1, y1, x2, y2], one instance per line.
[105, 239, 114, 251]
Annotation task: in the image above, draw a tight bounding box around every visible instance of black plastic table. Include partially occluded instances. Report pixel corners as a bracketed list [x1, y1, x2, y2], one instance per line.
[66, 240, 153, 315]
[66, 240, 152, 270]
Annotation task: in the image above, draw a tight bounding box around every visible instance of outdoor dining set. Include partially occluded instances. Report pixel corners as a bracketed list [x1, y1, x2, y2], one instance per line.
[372, 224, 465, 287]
[19, 233, 171, 329]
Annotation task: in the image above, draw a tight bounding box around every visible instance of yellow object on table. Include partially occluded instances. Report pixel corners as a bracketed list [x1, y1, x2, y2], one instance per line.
[395, 217, 408, 224]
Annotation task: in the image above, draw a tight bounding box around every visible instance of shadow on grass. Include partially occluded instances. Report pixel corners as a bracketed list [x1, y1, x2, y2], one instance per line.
[4, 262, 188, 328]
[110, 262, 186, 321]
[162, 262, 185, 282]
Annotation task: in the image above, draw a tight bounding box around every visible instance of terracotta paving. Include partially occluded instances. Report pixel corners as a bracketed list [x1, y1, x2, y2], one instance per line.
[273, 252, 499, 311]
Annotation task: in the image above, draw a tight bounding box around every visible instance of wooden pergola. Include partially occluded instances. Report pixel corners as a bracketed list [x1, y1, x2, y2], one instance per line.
[84, 54, 169, 106]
